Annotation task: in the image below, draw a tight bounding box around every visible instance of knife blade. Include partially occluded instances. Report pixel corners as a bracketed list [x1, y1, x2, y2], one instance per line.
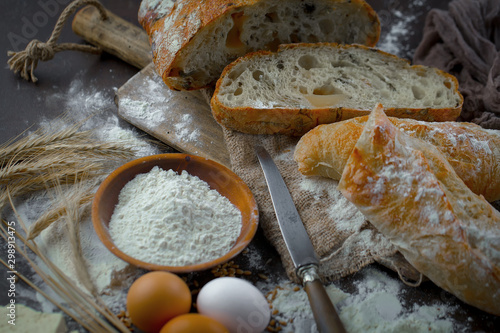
[255, 145, 346, 333]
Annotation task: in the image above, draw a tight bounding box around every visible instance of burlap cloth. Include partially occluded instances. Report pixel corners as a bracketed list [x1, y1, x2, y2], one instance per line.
[222, 129, 422, 283]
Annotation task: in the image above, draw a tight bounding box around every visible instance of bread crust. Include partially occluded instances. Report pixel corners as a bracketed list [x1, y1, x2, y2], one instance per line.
[139, 0, 381, 90]
[338, 105, 500, 316]
[211, 43, 463, 135]
[294, 105, 500, 201]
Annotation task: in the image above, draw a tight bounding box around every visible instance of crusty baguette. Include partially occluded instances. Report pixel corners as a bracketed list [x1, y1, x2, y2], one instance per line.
[294, 104, 500, 202]
[337, 106, 500, 316]
[211, 43, 463, 135]
[139, 0, 380, 90]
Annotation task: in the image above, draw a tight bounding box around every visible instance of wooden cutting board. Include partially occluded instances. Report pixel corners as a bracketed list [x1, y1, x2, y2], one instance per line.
[73, 6, 230, 167]
[114, 64, 230, 167]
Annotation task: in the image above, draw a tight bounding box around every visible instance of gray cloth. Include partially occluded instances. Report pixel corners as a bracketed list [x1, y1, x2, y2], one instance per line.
[413, 0, 500, 129]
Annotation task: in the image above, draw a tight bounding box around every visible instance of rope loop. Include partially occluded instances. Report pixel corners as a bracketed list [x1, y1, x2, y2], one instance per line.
[7, 0, 107, 82]
[25, 40, 56, 62]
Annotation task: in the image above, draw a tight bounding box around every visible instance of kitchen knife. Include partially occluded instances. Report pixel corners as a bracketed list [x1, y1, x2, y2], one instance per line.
[255, 145, 346, 333]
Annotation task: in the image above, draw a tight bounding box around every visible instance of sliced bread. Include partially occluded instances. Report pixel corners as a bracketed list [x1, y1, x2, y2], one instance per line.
[211, 43, 463, 135]
[139, 0, 380, 90]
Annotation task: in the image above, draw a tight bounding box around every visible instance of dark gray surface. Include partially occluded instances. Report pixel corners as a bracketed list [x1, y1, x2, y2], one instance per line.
[0, 1, 498, 332]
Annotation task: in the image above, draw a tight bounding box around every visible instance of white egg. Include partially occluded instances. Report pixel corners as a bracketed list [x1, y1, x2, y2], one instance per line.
[197, 277, 271, 333]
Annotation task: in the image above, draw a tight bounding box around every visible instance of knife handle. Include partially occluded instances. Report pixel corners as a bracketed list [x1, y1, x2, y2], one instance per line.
[300, 266, 347, 333]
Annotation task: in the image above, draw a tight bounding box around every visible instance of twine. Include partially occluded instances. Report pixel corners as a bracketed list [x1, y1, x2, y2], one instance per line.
[7, 0, 108, 83]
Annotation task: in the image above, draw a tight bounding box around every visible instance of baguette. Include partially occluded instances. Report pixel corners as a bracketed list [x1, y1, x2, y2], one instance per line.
[294, 104, 500, 201]
[337, 106, 500, 316]
[211, 43, 463, 135]
[139, 0, 380, 90]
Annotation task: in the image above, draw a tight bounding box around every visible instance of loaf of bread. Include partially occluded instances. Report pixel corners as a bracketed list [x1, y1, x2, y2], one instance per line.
[138, 0, 381, 90]
[338, 106, 500, 316]
[294, 104, 500, 202]
[211, 43, 463, 135]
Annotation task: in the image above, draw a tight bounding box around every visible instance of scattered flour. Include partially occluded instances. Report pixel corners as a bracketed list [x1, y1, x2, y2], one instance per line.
[242, 244, 267, 270]
[45, 77, 109, 119]
[174, 114, 201, 143]
[116, 67, 207, 148]
[98, 118, 159, 157]
[377, 2, 429, 59]
[117, 72, 171, 127]
[118, 97, 165, 126]
[378, 10, 414, 58]
[109, 166, 242, 266]
[299, 176, 366, 233]
[268, 268, 460, 333]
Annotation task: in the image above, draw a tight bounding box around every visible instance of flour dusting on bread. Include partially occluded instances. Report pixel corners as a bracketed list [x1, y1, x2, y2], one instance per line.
[338, 105, 500, 316]
[294, 108, 500, 201]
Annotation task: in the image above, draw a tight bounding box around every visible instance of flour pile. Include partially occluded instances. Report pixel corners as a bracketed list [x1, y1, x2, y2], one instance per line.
[109, 167, 241, 266]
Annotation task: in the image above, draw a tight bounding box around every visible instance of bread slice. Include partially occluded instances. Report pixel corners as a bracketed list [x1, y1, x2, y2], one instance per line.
[294, 104, 500, 201]
[211, 43, 463, 135]
[139, 0, 381, 90]
[338, 105, 500, 316]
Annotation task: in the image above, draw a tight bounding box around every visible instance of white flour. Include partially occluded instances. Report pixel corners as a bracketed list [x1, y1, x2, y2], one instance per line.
[42, 72, 161, 158]
[299, 176, 366, 233]
[119, 97, 166, 126]
[98, 119, 160, 157]
[378, 10, 413, 58]
[377, 1, 429, 59]
[268, 268, 461, 333]
[109, 166, 242, 266]
[117, 71, 170, 127]
[174, 113, 201, 142]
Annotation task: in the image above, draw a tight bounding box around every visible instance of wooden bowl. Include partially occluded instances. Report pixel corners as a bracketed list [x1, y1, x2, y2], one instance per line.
[92, 154, 259, 273]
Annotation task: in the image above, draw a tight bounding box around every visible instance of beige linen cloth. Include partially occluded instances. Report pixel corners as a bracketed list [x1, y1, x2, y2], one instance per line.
[222, 129, 421, 283]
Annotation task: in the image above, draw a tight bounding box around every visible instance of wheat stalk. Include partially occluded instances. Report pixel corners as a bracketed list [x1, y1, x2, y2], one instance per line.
[0, 171, 88, 208]
[0, 121, 137, 332]
[27, 184, 94, 241]
[5, 141, 137, 164]
[0, 218, 129, 333]
[0, 258, 100, 332]
[59, 175, 98, 296]
[0, 159, 102, 184]
[0, 122, 134, 217]
[0, 123, 84, 166]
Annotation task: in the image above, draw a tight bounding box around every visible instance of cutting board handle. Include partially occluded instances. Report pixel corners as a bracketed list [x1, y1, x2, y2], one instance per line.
[72, 5, 151, 69]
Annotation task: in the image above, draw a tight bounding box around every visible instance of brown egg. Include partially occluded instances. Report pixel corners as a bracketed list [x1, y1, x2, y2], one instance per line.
[126, 271, 191, 333]
[160, 313, 229, 333]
